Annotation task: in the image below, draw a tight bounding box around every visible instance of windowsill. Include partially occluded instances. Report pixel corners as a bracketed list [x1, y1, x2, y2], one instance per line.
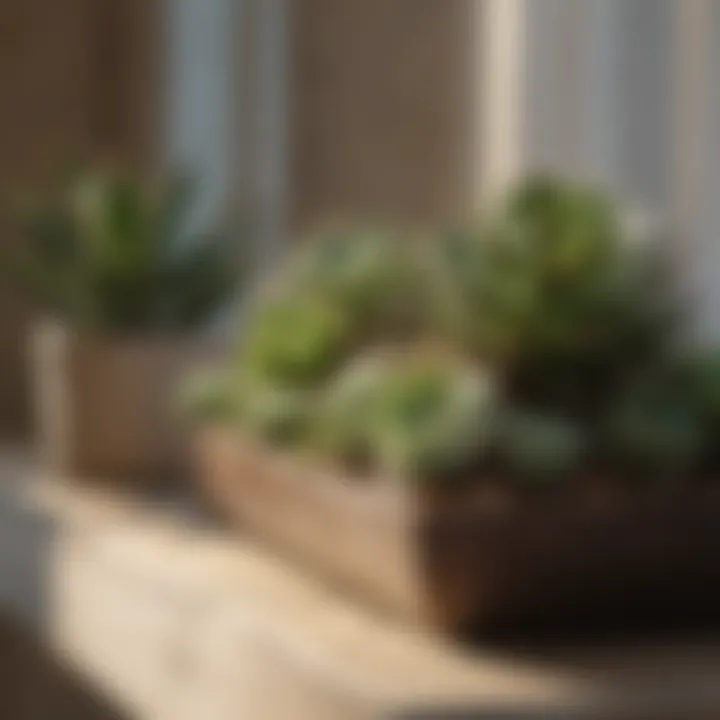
[3, 449, 720, 718]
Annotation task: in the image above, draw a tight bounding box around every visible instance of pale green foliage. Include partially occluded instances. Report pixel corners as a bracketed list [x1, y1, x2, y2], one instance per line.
[311, 351, 389, 466]
[367, 356, 496, 480]
[182, 365, 311, 443]
[182, 177, 714, 485]
[243, 296, 352, 387]
[16, 168, 240, 331]
[178, 368, 242, 424]
[241, 225, 426, 388]
[284, 225, 424, 336]
[240, 382, 311, 444]
[313, 352, 497, 480]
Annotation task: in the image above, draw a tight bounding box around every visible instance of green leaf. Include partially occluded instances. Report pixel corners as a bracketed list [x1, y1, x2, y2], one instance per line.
[14, 166, 242, 331]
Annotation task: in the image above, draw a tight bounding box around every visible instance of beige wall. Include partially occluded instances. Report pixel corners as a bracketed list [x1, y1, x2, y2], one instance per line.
[0, 0, 160, 435]
[523, 0, 674, 210]
[290, 0, 479, 230]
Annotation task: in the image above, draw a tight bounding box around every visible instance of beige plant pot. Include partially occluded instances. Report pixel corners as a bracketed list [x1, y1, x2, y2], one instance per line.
[30, 319, 214, 483]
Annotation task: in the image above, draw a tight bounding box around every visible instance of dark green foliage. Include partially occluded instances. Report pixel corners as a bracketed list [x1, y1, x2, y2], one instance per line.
[495, 410, 586, 483]
[285, 225, 426, 338]
[15, 168, 241, 331]
[183, 176, 716, 486]
[605, 375, 707, 478]
[683, 352, 720, 431]
[436, 178, 675, 415]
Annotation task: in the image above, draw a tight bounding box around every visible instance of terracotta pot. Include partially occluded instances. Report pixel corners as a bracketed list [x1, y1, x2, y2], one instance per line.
[195, 427, 720, 633]
[30, 319, 213, 483]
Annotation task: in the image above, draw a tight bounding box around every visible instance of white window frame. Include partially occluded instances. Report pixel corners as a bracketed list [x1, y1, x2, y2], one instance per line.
[163, 0, 289, 269]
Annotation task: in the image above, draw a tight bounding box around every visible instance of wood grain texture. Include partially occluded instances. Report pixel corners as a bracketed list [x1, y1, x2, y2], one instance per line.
[30, 320, 210, 484]
[196, 429, 720, 633]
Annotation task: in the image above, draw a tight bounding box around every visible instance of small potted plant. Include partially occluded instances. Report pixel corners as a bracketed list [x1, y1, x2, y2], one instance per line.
[183, 183, 720, 633]
[16, 167, 241, 482]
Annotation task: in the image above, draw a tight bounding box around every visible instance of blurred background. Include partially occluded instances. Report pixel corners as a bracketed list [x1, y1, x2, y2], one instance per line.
[0, 0, 718, 438]
[2, 2, 720, 718]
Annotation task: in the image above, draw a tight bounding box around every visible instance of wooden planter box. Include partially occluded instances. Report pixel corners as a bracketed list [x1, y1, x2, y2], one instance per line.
[195, 428, 720, 633]
[30, 319, 212, 483]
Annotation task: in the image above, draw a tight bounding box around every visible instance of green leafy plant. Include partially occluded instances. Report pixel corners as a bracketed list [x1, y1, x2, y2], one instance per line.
[178, 368, 243, 425]
[605, 376, 706, 478]
[242, 295, 353, 387]
[182, 366, 310, 443]
[311, 351, 390, 467]
[183, 176, 712, 488]
[435, 178, 675, 414]
[239, 225, 428, 390]
[495, 410, 586, 483]
[15, 167, 241, 331]
[240, 382, 312, 445]
[683, 352, 720, 430]
[275, 348, 498, 480]
[359, 353, 497, 481]
[285, 225, 424, 336]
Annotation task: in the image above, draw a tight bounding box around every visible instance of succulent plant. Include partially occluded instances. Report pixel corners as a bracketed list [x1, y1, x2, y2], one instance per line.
[178, 367, 242, 425]
[242, 295, 352, 388]
[180, 176, 703, 488]
[311, 351, 389, 466]
[495, 410, 586, 483]
[605, 377, 707, 478]
[240, 382, 312, 445]
[15, 167, 240, 331]
[683, 352, 720, 429]
[240, 225, 432, 392]
[308, 350, 498, 480]
[364, 353, 497, 481]
[281, 225, 426, 339]
[435, 177, 675, 415]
